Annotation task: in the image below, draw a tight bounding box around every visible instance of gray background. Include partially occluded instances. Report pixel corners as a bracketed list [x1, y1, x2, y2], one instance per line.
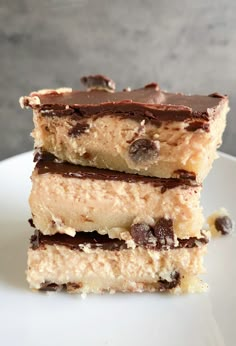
[0, 0, 235, 160]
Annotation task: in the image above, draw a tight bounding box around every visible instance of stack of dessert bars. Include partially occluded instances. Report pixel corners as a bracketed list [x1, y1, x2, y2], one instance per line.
[20, 75, 229, 294]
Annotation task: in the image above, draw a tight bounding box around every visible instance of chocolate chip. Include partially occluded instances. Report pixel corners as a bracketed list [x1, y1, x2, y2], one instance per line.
[82, 152, 92, 160]
[68, 123, 89, 137]
[159, 271, 180, 291]
[186, 121, 210, 132]
[173, 169, 196, 180]
[33, 150, 55, 163]
[130, 223, 153, 245]
[215, 216, 233, 235]
[67, 282, 82, 291]
[208, 92, 226, 98]
[144, 82, 159, 90]
[40, 282, 66, 292]
[30, 230, 40, 250]
[28, 218, 35, 228]
[80, 75, 116, 91]
[128, 138, 159, 163]
[153, 218, 174, 247]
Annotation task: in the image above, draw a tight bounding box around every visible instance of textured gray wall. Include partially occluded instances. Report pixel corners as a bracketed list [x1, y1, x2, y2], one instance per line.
[0, 0, 235, 160]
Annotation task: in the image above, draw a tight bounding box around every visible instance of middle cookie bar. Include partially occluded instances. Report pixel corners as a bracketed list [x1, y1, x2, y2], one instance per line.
[30, 153, 204, 243]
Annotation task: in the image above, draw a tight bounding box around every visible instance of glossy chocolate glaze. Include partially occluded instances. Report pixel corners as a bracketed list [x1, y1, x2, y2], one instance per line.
[35, 152, 200, 191]
[32, 86, 224, 112]
[21, 82, 228, 131]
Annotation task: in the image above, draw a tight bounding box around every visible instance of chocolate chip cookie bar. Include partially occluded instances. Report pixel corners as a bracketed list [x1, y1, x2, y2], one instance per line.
[27, 230, 207, 294]
[20, 76, 229, 182]
[20, 75, 229, 295]
[30, 153, 204, 241]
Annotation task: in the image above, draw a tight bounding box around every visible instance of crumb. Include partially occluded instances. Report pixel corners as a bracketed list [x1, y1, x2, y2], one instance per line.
[207, 208, 234, 237]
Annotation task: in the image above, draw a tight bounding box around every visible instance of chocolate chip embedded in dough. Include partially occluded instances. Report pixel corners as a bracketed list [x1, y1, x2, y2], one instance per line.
[159, 271, 180, 291]
[80, 75, 116, 92]
[30, 231, 40, 250]
[153, 218, 174, 247]
[40, 282, 66, 292]
[67, 282, 82, 292]
[215, 215, 233, 235]
[128, 138, 160, 163]
[130, 223, 153, 245]
[186, 121, 210, 132]
[173, 169, 196, 180]
[68, 123, 89, 137]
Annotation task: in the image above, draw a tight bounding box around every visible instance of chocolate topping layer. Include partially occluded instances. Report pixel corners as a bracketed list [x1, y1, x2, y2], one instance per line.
[24, 87, 224, 112]
[31, 230, 126, 251]
[35, 152, 200, 191]
[31, 230, 208, 251]
[20, 80, 228, 131]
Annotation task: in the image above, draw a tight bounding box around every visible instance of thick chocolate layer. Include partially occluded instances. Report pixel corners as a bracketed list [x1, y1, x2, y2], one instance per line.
[31, 230, 208, 251]
[35, 152, 200, 192]
[31, 230, 127, 251]
[21, 83, 228, 131]
[27, 86, 225, 113]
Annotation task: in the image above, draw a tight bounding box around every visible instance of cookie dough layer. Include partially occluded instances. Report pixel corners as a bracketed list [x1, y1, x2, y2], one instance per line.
[20, 85, 229, 181]
[27, 233, 207, 294]
[30, 156, 204, 239]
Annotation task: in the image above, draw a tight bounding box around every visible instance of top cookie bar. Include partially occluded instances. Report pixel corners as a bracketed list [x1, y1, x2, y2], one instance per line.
[20, 75, 229, 181]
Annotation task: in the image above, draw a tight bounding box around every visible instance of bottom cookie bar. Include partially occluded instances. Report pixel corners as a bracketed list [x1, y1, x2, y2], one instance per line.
[27, 231, 207, 294]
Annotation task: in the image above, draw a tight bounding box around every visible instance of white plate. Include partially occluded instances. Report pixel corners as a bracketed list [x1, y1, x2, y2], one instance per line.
[0, 151, 235, 346]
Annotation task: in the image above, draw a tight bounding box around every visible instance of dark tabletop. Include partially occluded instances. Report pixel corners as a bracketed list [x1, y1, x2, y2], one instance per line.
[0, 0, 235, 160]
